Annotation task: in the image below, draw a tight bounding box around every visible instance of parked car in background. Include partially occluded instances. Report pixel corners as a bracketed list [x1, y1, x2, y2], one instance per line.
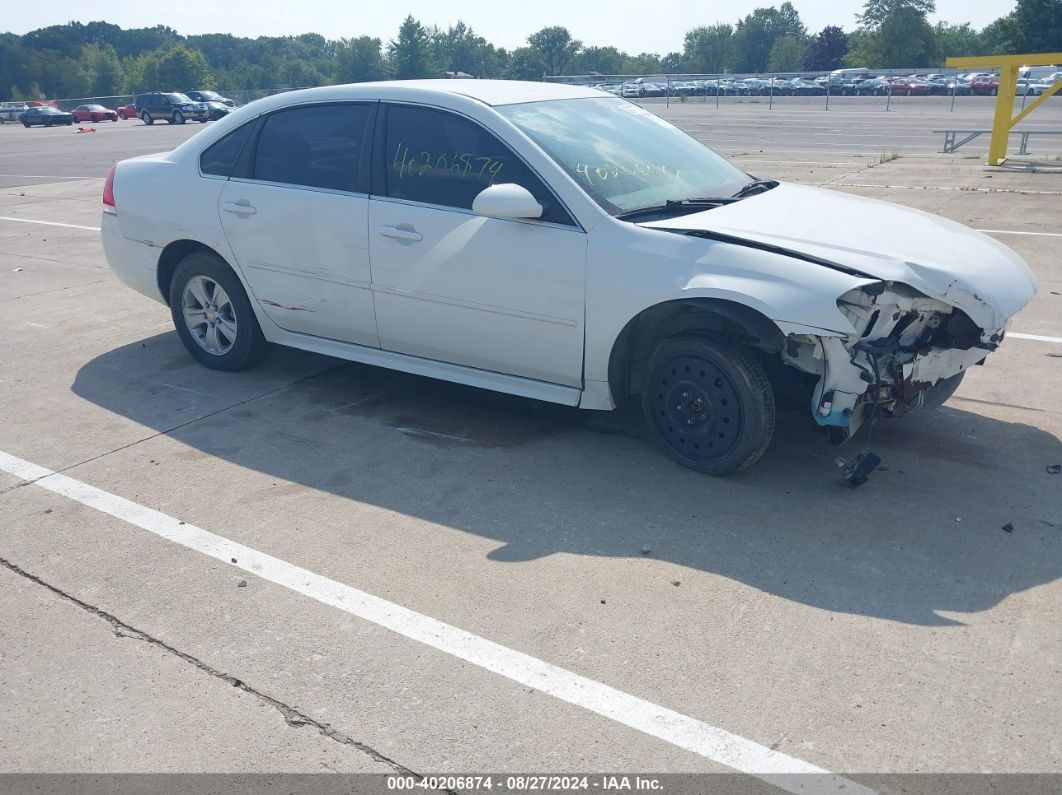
[0, 101, 30, 123]
[620, 83, 640, 98]
[134, 92, 210, 124]
[904, 78, 934, 96]
[1016, 79, 1054, 96]
[946, 77, 973, 95]
[71, 104, 118, 123]
[19, 106, 74, 127]
[186, 90, 237, 108]
[201, 101, 234, 121]
[100, 80, 1036, 475]
[789, 78, 825, 96]
[116, 102, 138, 119]
[851, 77, 891, 96]
[970, 74, 999, 95]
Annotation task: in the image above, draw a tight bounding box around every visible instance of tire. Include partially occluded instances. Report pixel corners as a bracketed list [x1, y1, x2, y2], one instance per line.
[641, 335, 775, 475]
[22, 121, 30, 128]
[169, 252, 270, 371]
[141, 111, 153, 125]
[172, 110, 185, 125]
[118, 111, 126, 120]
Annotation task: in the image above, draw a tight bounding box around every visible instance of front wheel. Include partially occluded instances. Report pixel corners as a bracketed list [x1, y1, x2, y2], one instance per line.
[172, 110, 185, 124]
[641, 336, 775, 475]
[169, 252, 270, 371]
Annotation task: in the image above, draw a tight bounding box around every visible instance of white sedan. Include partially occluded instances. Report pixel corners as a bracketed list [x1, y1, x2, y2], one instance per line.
[101, 80, 1036, 474]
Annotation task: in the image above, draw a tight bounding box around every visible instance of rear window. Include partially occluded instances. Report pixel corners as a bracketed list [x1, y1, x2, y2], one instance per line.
[200, 122, 255, 178]
[252, 104, 371, 192]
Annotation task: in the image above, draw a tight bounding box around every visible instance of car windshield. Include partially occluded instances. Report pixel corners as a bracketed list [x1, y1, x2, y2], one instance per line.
[165, 93, 192, 103]
[498, 97, 749, 216]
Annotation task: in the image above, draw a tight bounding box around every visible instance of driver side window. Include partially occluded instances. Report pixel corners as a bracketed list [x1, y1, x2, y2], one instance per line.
[380, 104, 574, 226]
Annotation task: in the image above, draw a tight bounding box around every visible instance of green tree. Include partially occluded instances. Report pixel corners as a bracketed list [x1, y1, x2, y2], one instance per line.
[846, 0, 940, 67]
[732, 3, 807, 73]
[506, 47, 545, 80]
[661, 52, 682, 73]
[388, 15, 436, 79]
[983, 0, 1062, 54]
[82, 43, 123, 96]
[526, 26, 581, 76]
[572, 46, 625, 75]
[334, 36, 386, 83]
[682, 24, 735, 74]
[620, 52, 663, 74]
[153, 44, 214, 90]
[803, 26, 848, 70]
[767, 35, 805, 71]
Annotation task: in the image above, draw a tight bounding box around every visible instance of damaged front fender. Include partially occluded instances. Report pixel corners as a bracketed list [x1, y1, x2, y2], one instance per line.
[782, 282, 995, 439]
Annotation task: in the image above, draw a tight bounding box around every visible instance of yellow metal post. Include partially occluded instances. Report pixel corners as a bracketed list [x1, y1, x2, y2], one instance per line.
[946, 52, 1062, 166]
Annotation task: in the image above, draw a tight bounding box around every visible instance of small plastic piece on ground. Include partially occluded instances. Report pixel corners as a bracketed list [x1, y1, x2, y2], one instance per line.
[1002, 523, 1014, 533]
[1047, 464, 1061, 475]
[640, 544, 651, 555]
[237, 580, 247, 588]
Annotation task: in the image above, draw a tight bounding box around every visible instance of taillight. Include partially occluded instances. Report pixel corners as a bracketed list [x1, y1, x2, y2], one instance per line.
[103, 164, 116, 212]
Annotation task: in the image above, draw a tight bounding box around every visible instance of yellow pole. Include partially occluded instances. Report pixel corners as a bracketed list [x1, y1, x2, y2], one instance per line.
[945, 52, 1062, 166]
[988, 64, 1018, 166]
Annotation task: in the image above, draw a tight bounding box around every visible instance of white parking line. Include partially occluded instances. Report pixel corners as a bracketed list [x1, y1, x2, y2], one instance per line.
[0, 215, 100, 231]
[0, 174, 102, 180]
[1009, 332, 1062, 344]
[0, 449, 871, 795]
[977, 228, 1062, 238]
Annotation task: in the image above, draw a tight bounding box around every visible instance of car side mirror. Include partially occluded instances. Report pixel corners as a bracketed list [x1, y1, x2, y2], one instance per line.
[472, 184, 543, 220]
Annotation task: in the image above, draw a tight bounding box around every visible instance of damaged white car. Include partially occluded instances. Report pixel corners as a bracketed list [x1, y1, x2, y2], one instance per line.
[101, 81, 1037, 475]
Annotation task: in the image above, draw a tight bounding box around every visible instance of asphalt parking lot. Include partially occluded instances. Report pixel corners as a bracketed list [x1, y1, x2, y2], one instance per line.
[0, 99, 1060, 793]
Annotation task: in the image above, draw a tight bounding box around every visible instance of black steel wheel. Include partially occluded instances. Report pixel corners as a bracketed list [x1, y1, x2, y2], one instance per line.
[641, 336, 775, 475]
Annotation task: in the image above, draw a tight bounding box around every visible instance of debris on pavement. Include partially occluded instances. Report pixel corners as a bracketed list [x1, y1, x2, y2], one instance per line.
[237, 580, 247, 588]
[1002, 523, 1014, 533]
[1047, 464, 1061, 475]
[640, 544, 651, 555]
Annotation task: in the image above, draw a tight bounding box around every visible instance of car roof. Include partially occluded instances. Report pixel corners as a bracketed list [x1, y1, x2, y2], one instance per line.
[262, 80, 608, 108]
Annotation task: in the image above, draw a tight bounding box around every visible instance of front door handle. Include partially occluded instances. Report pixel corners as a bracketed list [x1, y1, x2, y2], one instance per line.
[378, 224, 423, 242]
[223, 200, 257, 216]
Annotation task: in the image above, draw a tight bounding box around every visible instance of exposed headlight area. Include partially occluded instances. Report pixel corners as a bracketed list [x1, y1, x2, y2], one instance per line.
[783, 282, 996, 440]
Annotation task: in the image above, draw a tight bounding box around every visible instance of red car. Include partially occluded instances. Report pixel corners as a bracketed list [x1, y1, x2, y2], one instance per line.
[885, 77, 930, 96]
[116, 103, 138, 120]
[970, 75, 999, 95]
[71, 104, 118, 122]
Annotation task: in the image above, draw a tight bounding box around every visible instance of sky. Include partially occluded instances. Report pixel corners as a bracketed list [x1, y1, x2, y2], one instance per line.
[5, 1, 1015, 53]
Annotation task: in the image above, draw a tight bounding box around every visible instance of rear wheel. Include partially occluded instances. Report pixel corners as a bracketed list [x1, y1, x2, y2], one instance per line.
[169, 252, 270, 371]
[641, 336, 775, 475]
[141, 111, 153, 125]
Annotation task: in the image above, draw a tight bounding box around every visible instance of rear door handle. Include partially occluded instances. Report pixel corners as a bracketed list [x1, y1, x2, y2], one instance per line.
[223, 200, 257, 216]
[378, 225, 423, 242]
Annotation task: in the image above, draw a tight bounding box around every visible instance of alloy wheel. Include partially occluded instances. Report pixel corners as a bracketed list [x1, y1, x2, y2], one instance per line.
[182, 276, 238, 356]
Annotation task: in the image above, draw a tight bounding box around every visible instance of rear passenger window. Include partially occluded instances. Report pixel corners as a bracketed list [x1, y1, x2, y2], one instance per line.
[200, 122, 254, 177]
[383, 105, 573, 225]
[253, 104, 371, 192]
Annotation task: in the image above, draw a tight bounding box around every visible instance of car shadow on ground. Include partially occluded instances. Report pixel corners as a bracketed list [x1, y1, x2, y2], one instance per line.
[73, 332, 1062, 627]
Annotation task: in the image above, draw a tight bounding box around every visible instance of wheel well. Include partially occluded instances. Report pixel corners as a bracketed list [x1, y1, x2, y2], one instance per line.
[156, 240, 223, 305]
[607, 299, 784, 407]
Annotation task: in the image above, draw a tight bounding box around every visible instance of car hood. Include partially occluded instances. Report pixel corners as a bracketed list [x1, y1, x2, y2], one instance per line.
[640, 183, 1037, 332]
